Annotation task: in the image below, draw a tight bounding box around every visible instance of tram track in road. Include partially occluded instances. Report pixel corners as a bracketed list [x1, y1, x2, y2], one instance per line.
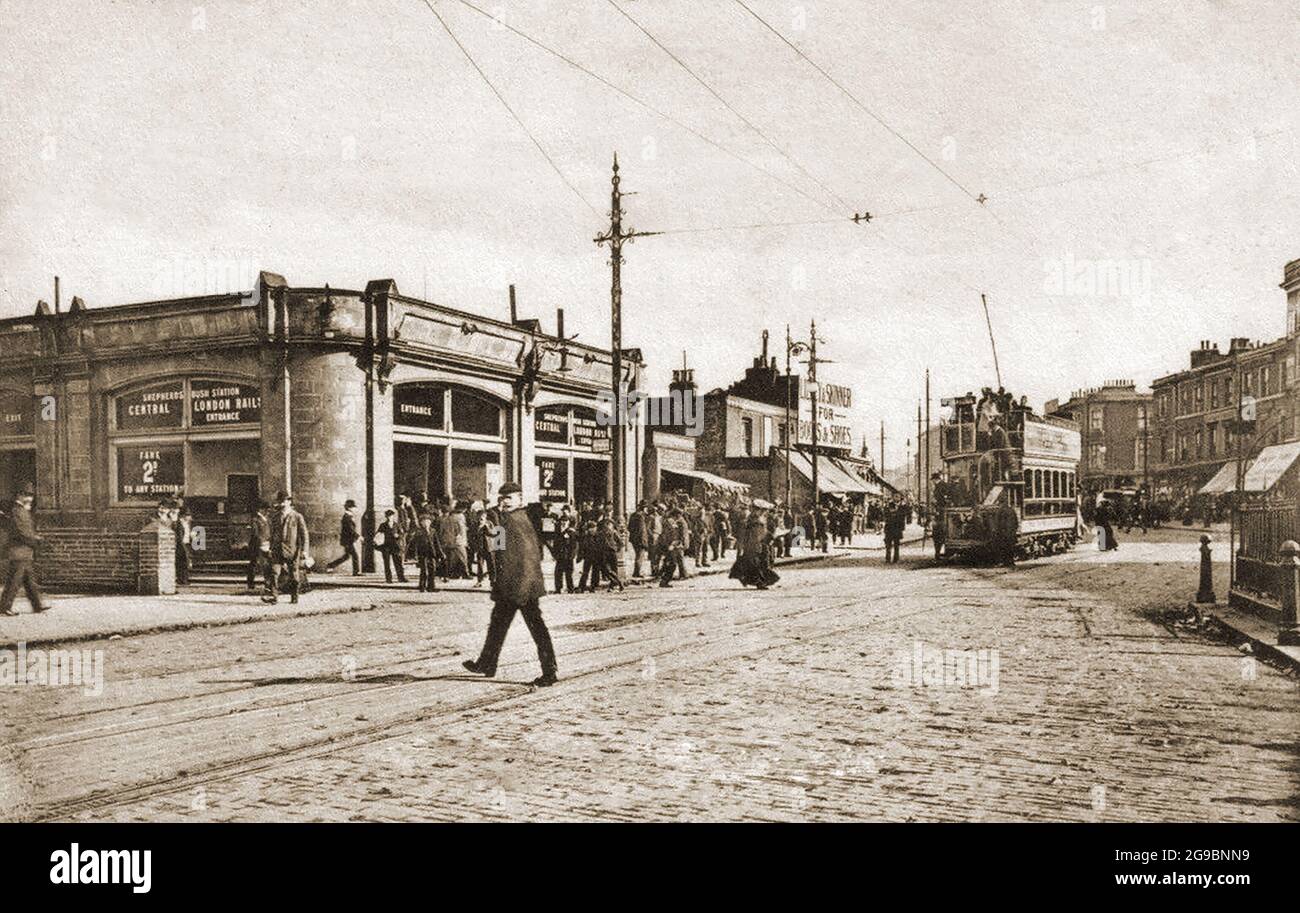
[30, 566, 930, 822]
[17, 558, 866, 747]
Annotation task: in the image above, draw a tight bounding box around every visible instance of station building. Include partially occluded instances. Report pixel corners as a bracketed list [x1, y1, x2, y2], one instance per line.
[0, 271, 644, 590]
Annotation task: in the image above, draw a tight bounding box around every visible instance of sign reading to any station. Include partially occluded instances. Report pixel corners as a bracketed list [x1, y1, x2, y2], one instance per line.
[118, 445, 184, 500]
[190, 381, 260, 426]
[536, 456, 569, 502]
[0, 390, 35, 437]
[534, 405, 570, 445]
[116, 381, 185, 431]
[1022, 420, 1082, 461]
[799, 381, 854, 450]
[393, 383, 445, 430]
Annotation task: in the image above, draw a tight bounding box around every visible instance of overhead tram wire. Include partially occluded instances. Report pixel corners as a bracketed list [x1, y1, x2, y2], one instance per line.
[417, 0, 598, 217]
[732, 0, 984, 208]
[442, 0, 839, 215]
[606, 0, 851, 213]
[731, 0, 1031, 242]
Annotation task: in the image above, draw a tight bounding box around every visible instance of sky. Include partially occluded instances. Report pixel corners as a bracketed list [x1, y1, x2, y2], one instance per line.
[2, 0, 1298, 469]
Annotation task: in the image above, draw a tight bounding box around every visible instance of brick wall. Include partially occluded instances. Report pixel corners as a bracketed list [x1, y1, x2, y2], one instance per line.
[33, 528, 140, 592]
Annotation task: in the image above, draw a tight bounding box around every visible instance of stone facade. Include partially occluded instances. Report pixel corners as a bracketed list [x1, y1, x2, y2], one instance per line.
[0, 271, 643, 590]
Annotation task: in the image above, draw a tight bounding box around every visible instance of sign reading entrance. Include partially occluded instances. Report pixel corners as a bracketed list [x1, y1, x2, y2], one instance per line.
[116, 381, 185, 431]
[394, 384, 445, 430]
[118, 445, 184, 500]
[190, 382, 261, 426]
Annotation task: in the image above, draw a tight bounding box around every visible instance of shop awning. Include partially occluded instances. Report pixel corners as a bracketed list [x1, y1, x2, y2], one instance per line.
[1199, 460, 1245, 495]
[784, 451, 873, 495]
[1243, 441, 1300, 492]
[662, 467, 750, 493]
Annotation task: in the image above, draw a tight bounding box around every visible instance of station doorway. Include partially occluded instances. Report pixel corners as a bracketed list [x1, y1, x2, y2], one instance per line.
[394, 441, 447, 503]
[0, 448, 35, 501]
[573, 457, 609, 506]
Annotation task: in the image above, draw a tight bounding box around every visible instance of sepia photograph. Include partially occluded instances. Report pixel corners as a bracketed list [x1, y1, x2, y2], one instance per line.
[0, 0, 1294, 893]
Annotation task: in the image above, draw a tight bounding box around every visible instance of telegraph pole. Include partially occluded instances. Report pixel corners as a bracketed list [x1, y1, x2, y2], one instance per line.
[916, 401, 922, 502]
[924, 368, 931, 512]
[880, 422, 885, 486]
[785, 325, 794, 507]
[594, 153, 659, 522]
[810, 319, 820, 507]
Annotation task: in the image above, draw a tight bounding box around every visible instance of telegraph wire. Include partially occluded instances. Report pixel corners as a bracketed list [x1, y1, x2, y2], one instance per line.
[417, 0, 599, 217]
[605, 0, 851, 213]
[732, 0, 985, 209]
[444, 0, 836, 214]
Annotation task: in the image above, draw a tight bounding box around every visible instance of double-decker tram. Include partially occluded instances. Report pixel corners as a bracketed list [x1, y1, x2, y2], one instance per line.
[937, 391, 1082, 561]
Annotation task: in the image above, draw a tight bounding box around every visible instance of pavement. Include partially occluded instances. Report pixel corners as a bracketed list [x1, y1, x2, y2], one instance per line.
[0, 525, 1294, 823]
[0, 547, 849, 650]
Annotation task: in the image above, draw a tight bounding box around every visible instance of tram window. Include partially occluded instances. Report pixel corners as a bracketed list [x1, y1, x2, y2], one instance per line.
[1052, 471, 1060, 499]
[1034, 469, 1043, 499]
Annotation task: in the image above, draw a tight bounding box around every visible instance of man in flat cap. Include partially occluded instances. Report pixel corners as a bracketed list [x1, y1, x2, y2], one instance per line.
[462, 481, 558, 687]
[1, 482, 47, 615]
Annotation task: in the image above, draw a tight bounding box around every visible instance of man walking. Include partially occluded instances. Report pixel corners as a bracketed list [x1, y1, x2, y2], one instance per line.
[439, 502, 469, 580]
[884, 499, 905, 564]
[658, 508, 688, 588]
[1, 483, 48, 616]
[326, 499, 362, 575]
[246, 500, 271, 591]
[377, 509, 407, 584]
[262, 491, 308, 605]
[929, 472, 948, 561]
[628, 501, 650, 578]
[462, 482, 558, 688]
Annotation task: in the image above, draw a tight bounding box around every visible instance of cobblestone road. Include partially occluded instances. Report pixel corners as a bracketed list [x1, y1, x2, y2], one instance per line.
[2, 530, 1295, 822]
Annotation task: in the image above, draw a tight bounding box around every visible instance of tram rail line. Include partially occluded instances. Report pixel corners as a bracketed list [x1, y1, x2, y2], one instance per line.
[30, 570, 918, 822]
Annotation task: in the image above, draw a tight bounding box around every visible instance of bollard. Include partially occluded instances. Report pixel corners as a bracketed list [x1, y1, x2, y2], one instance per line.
[1278, 540, 1300, 646]
[1196, 534, 1215, 604]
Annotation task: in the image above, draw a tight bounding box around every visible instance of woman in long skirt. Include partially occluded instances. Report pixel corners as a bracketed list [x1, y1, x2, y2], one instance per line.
[729, 503, 781, 589]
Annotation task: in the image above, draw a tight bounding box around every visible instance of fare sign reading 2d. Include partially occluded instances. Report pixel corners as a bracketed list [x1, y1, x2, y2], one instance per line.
[118, 445, 185, 500]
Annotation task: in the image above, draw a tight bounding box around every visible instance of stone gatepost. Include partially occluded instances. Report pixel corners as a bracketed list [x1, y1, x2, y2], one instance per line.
[138, 519, 176, 595]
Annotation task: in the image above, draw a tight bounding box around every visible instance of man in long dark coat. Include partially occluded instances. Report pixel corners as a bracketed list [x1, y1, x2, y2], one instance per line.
[463, 483, 558, 687]
[1, 483, 48, 615]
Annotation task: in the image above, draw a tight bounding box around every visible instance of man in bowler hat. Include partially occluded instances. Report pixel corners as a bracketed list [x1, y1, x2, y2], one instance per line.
[462, 482, 558, 687]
